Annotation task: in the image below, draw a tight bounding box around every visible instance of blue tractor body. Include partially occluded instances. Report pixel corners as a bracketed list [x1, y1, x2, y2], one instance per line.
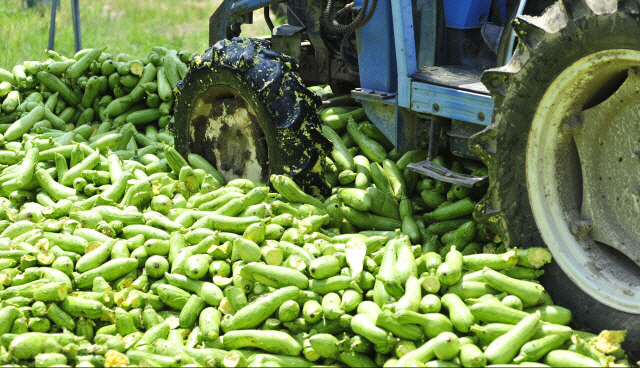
[209, 0, 518, 186]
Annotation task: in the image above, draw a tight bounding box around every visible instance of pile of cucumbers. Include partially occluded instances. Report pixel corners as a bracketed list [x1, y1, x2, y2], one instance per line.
[0, 47, 634, 367]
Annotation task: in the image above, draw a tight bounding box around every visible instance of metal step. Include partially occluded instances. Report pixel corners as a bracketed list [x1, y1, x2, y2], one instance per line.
[412, 66, 489, 95]
[407, 159, 489, 188]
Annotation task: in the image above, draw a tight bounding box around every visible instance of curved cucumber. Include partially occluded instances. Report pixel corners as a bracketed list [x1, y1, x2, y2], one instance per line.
[223, 330, 302, 356]
[346, 120, 387, 163]
[484, 313, 541, 364]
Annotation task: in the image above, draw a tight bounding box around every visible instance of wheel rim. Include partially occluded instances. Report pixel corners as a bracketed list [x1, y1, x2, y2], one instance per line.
[188, 85, 269, 184]
[527, 50, 640, 313]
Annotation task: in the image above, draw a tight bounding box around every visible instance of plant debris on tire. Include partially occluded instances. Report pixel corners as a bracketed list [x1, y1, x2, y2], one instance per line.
[470, 0, 640, 358]
[172, 37, 331, 196]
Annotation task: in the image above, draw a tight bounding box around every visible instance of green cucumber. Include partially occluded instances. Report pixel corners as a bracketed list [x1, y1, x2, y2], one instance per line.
[543, 350, 602, 367]
[74, 258, 139, 289]
[469, 301, 530, 324]
[513, 334, 568, 364]
[322, 125, 355, 172]
[484, 313, 541, 364]
[347, 119, 387, 163]
[4, 106, 44, 142]
[241, 263, 308, 289]
[463, 250, 519, 271]
[36, 71, 80, 106]
[179, 294, 206, 329]
[222, 330, 302, 356]
[423, 198, 475, 222]
[221, 286, 301, 332]
[441, 293, 476, 333]
[482, 268, 546, 307]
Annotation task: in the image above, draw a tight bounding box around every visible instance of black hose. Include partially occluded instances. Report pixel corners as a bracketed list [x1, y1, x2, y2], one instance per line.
[332, 2, 355, 22]
[322, 0, 365, 35]
[322, 0, 378, 35]
[340, 31, 359, 74]
[320, 33, 343, 56]
[358, 0, 378, 29]
[264, 6, 275, 33]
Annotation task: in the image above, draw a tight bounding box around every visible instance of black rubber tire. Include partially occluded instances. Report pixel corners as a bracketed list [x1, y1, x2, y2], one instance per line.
[172, 38, 330, 196]
[470, 0, 639, 358]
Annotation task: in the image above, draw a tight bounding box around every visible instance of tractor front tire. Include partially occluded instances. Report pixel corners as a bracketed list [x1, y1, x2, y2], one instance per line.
[471, 0, 640, 358]
[172, 38, 330, 196]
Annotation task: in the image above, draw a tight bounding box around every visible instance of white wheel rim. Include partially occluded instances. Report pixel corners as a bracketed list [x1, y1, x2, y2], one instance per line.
[189, 85, 269, 184]
[527, 50, 640, 314]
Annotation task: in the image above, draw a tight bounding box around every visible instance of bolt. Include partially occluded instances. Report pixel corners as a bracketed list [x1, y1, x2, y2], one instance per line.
[561, 116, 583, 133]
[478, 112, 485, 122]
[571, 218, 593, 237]
[433, 103, 440, 112]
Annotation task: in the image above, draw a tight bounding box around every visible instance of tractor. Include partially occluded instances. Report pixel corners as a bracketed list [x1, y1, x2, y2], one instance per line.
[171, 0, 640, 356]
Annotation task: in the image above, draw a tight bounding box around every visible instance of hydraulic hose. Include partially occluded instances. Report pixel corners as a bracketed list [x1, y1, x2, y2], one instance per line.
[264, 6, 275, 33]
[322, 0, 378, 35]
[340, 31, 360, 74]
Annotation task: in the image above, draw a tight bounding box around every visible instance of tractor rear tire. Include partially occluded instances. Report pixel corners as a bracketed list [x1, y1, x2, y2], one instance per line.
[471, 0, 640, 358]
[172, 37, 330, 196]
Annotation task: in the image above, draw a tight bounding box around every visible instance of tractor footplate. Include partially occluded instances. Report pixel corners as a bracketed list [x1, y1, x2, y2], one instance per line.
[407, 160, 488, 188]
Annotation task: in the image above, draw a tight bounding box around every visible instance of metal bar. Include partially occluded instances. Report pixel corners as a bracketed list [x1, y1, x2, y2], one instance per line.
[390, 0, 418, 108]
[48, 0, 58, 50]
[231, 0, 283, 16]
[71, 0, 81, 52]
[427, 116, 443, 161]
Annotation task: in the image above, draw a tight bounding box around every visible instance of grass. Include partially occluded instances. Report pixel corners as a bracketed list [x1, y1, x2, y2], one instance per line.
[0, 0, 276, 69]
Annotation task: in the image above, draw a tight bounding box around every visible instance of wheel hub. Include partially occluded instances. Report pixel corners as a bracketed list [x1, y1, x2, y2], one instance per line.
[527, 50, 640, 313]
[188, 85, 269, 184]
[574, 69, 640, 266]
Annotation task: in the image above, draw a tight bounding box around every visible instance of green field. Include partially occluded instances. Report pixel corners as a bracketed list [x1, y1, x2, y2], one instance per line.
[0, 0, 275, 69]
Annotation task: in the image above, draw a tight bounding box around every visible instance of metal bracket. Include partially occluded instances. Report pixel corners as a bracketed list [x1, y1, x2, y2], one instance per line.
[411, 81, 493, 125]
[408, 160, 489, 187]
[351, 88, 397, 104]
[271, 25, 304, 60]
